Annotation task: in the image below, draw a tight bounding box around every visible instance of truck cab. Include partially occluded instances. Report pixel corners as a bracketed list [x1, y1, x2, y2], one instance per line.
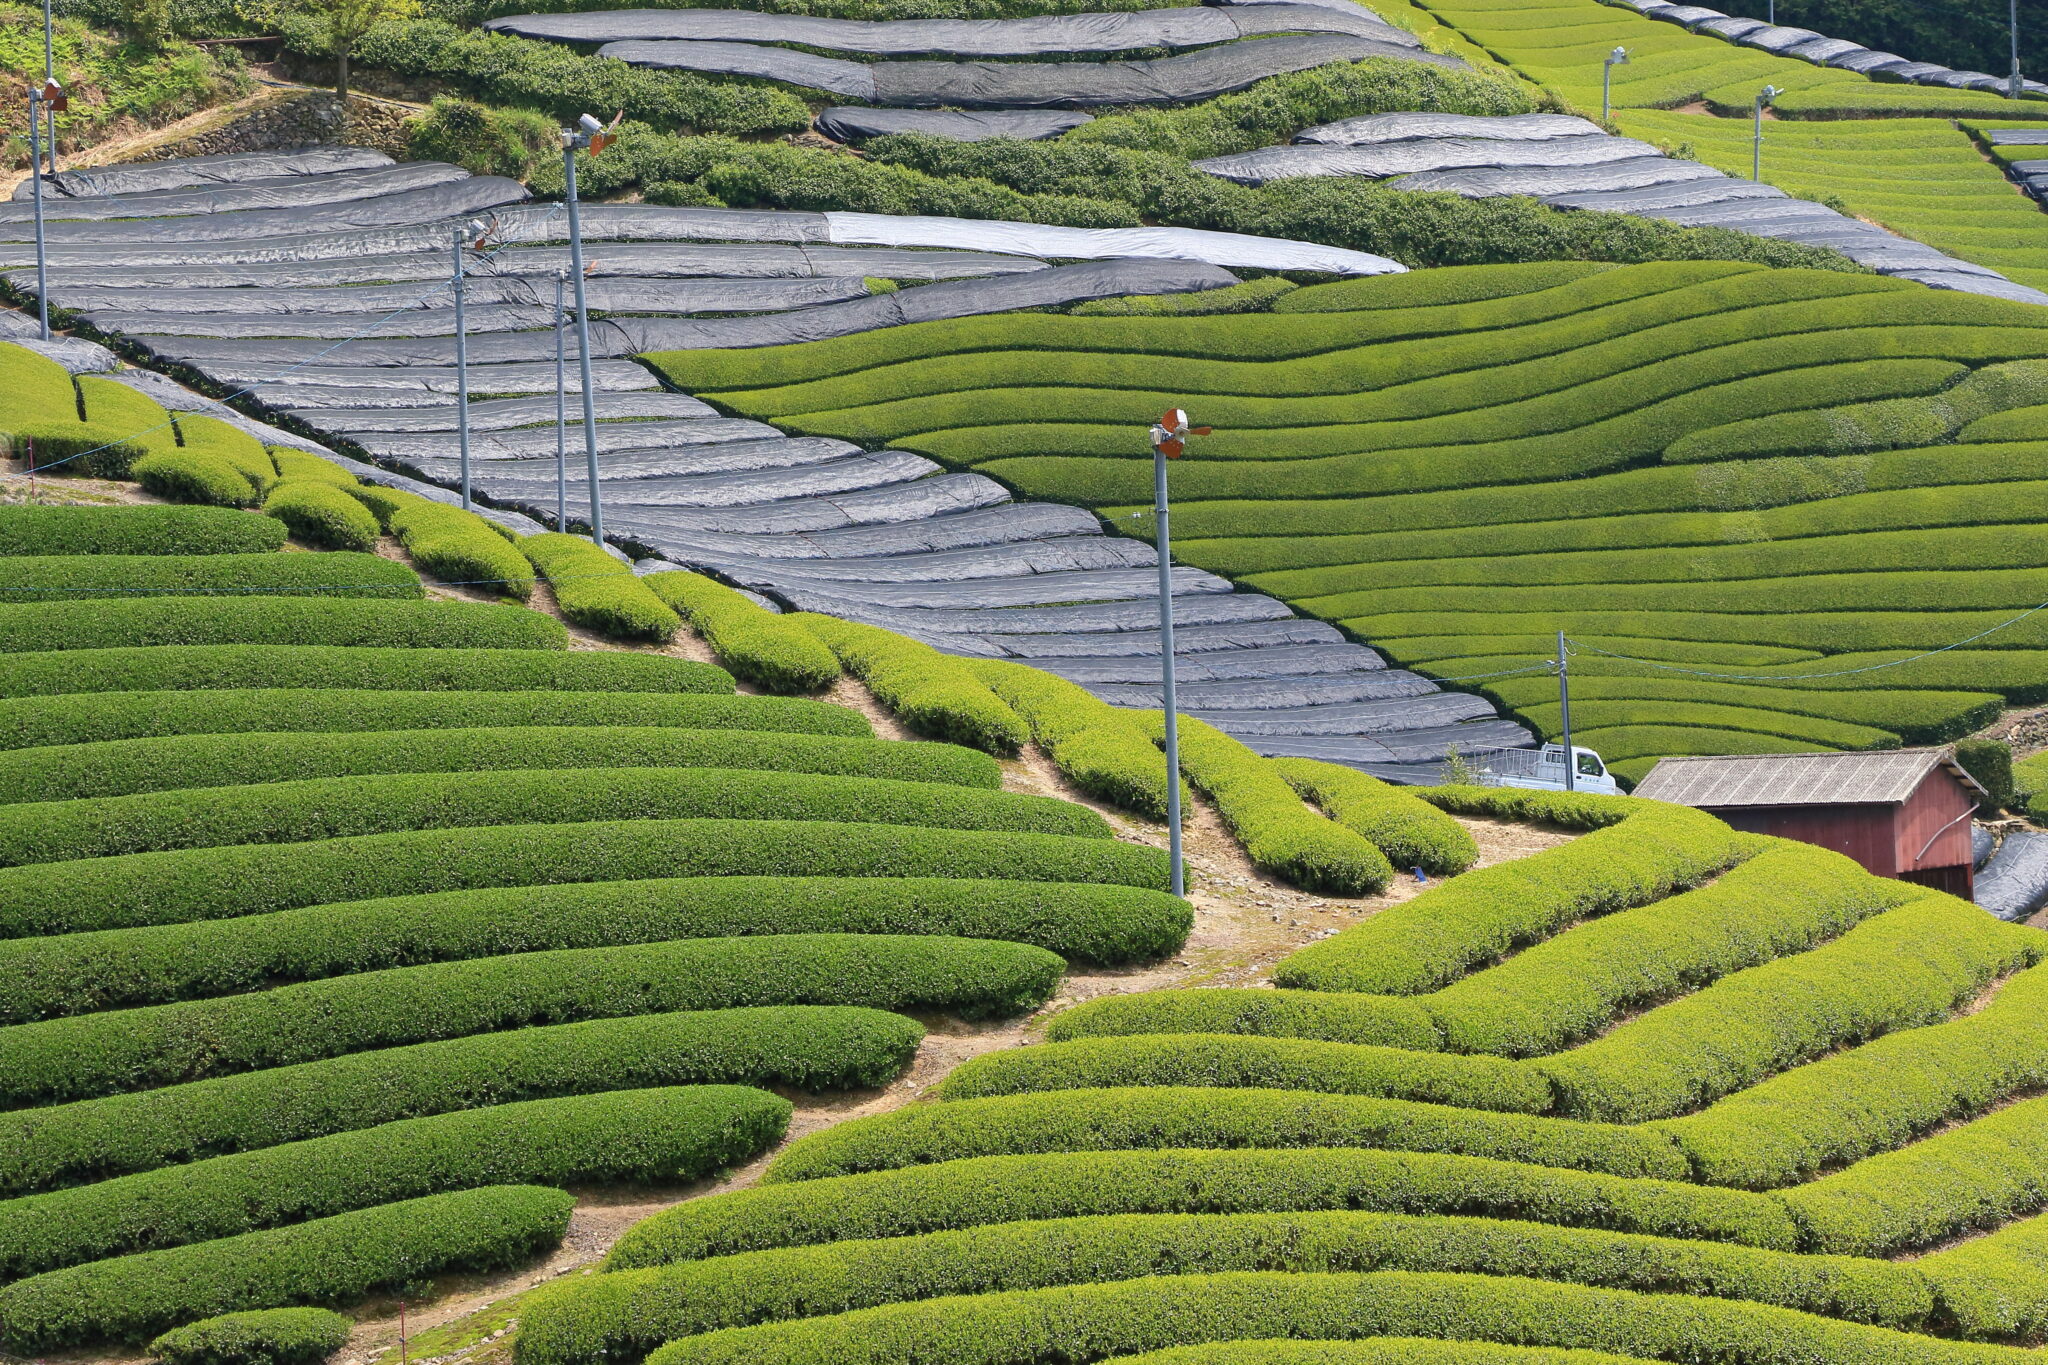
[1466, 743, 1620, 796]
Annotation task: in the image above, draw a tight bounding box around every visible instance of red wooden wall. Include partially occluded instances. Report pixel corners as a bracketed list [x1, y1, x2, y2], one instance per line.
[1703, 766, 1976, 896]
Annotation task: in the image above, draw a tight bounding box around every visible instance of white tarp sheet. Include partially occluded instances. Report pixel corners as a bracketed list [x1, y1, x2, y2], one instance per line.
[822, 212, 1406, 275]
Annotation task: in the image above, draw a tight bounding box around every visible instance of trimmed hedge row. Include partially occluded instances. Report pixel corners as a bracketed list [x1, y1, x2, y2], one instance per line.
[0, 1184, 574, 1350]
[148, 1308, 352, 1365]
[0, 1006, 920, 1196]
[1140, 714, 1392, 896]
[0, 933, 1064, 1105]
[0, 645, 726, 700]
[0, 552, 419, 605]
[149, 1308, 350, 1365]
[644, 571, 840, 693]
[969, 659, 1179, 821]
[352, 484, 535, 601]
[1275, 793, 1749, 994]
[521, 1213, 1927, 1365]
[0, 506, 284, 557]
[0, 1086, 788, 1281]
[1534, 894, 2041, 1124]
[134, 448, 260, 508]
[762, 1087, 1685, 1184]
[0, 765, 1105, 868]
[606, 1149, 1800, 1269]
[1425, 841, 1917, 1057]
[794, 614, 1028, 755]
[0, 724, 998, 804]
[0, 876, 1185, 1022]
[1656, 961, 2048, 1189]
[1044, 988, 1439, 1051]
[1922, 1209, 2048, 1343]
[0, 818, 1171, 938]
[263, 479, 381, 552]
[1270, 759, 1477, 877]
[0, 597, 568, 653]
[635, 1270, 2037, 1365]
[932, 1036, 1545, 1114]
[521, 534, 680, 641]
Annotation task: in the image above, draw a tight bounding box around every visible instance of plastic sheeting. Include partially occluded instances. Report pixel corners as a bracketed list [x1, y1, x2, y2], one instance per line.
[603, 33, 1459, 107]
[1544, 178, 1787, 211]
[1976, 828, 2048, 921]
[689, 534, 1151, 583]
[823, 213, 1404, 276]
[302, 392, 717, 432]
[1990, 130, 2048, 145]
[1396, 155, 1724, 196]
[0, 176, 530, 246]
[1295, 111, 1603, 145]
[1036, 641, 1379, 684]
[1197, 134, 1661, 185]
[12, 146, 392, 201]
[815, 107, 1094, 142]
[1973, 823, 1995, 870]
[361, 416, 782, 462]
[0, 163, 474, 226]
[738, 564, 1231, 610]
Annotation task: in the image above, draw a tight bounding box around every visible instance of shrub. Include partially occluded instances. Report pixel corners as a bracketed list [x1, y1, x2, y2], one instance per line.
[970, 658, 1180, 820]
[0, 597, 567, 653]
[1275, 795, 1748, 993]
[0, 724, 997, 804]
[763, 1087, 1684, 1184]
[0, 552, 419, 606]
[0, 934, 1062, 1105]
[934, 1035, 1546, 1113]
[67, 376, 184, 477]
[0, 1006, 920, 1196]
[0, 1185, 574, 1350]
[0, 646, 722, 701]
[1044, 989, 1440, 1051]
[268, 450, 359, 487]
[132, 449, 260, 507]
[0, 764, 1103, 869]
[0, 1087, 787, 1280]
[147, 1309, 351, 1365]
[351, 485, 535, 600]
[0, 817, 1170, 938]
[176, 417, 280, 495]
[0, 506, 284, 556]
[0, 876, 1188, 1022]
[405, 94, 554, 180]
[633, 1269, 2026, 1365]
[263, 480, 380, 552]
[1535, 894, 2041, 1123]
[794, 614, 1029, 755]
[1953, 739, 2015, 812]
[1269, 758, 1477, 876]
[1921, 1209, 2048, 1343]
[1071, 279, 1299, 317]
[606, 1148, 1799, 1269]
[1423, 841, 1917, 1057]
[521, 534, 678, 640]
[644, 571, 839, 693]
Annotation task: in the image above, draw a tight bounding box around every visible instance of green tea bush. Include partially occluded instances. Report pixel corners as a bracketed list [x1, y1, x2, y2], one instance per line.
[1276, 795, 1747, 993]
[174, 417, 278, 495]
[970, 658, 1178, 820]
[0, 934, 1062, 1104]
[934, 1035, 1546, 1112]
[350, 484, 535, 600]
[1536, 895, 2041, 1123]
[268, 451, 358, 486]
[0, 724, 996, 803]
[0, 597, 568, 654]
[147, 1309, 350, 1365]
[763, 1087, 1683, 1184]
[0, 552, 418, 606]
[0, 1185, 573, 1350]
[0, 505, 283, 556]
[1921, 1210, 2048, 1343]
[0, 646, 722, 702]
[607, 1148, 1799, 1269]
[795, 614, 1029, 754]
[644, 571, 839, 693]
[405, 94, 555, 181]
[129, 448, 257, 506]
[0, 876, 1187, 1021]
[520, 534, 680, 641]
[0, 1006, 919, 1195]
[1953, 738, 2015, 812]
[262, 480, 380, 552]
[0, 764, 1101, 868]
[0, 817, 1169, 938]
[0, 1087, 788, 1279]
[1270, 758, 1477, 876]
[1044, 988, 1440, 1050]
[1275, 263, 1613, 314]
[1071, 279, 1299, 317]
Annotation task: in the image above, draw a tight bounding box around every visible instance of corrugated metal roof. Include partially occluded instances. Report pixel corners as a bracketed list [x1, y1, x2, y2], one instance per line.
[1632, 748, 1986, 808]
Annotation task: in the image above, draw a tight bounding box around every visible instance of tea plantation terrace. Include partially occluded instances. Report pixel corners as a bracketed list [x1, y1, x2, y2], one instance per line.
[3, 149, 1531, 779]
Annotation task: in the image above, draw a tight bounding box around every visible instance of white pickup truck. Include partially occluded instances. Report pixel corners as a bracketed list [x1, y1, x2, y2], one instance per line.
[1462, 743, 1621, 795]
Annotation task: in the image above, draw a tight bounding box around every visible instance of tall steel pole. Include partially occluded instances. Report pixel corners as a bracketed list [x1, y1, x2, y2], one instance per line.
[563, 134, 604, 545]
[452, 225, 473, 510]
[41, 0, 54, 177]
[27, 92, 49, 340]
[2012, 0, 2024, 99]
[1752, 86, 1779, 181]
[554, 269, 568, 532]
[1557, 629, 1576, 793]
[1154, 439, 1183, 898]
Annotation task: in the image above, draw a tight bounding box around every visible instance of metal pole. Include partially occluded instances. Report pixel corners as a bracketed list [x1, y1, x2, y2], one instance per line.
[1603, 60, 1612, 123]
[41, 0, 53, 178]
[2013, 0, 2024, 99]
[563, 139, 604, 545]
[28, 95, 49, 341]
[1154, 441, 1183, 898]
[554, 269, 568, 532]
[452, 225, 472, 510]
[1753, 92, 1764, 181]
[1767, 0, 1774, 25]
[1557, 629, 1575, 793]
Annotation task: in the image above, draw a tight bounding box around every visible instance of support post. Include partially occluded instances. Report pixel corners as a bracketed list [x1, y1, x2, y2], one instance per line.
[28, 93, 48, 341]
[554, 269, 568, 532]
[1752, 86, 1779, 181]
[41, 0, 54, 177]
[1154, 440, 1183, 897]
[1557, 629, 1575, 793]
[563, 137, 604, 545]
[2013, 0, 2024, 99]
[452, 225, 472, 511]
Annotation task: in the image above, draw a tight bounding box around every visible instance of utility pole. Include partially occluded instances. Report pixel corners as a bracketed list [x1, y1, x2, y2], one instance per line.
[2012, 0, 2024, 100]
[452, 224, 473, 510]
[25, 83, 61, 340]
[1752, 85, 1781, 181]
[554, 268, 569, 532]
[1557, 629, 1576, 793]
[1602, 46, 1628, 123]
[41, 0, 55, 177]
[1147, 409, 1211, 899]
[562, 112, 618, 547]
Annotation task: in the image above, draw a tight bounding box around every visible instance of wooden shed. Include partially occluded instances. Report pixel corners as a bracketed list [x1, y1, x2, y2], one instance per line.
[1631, 748, 1986, 897]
